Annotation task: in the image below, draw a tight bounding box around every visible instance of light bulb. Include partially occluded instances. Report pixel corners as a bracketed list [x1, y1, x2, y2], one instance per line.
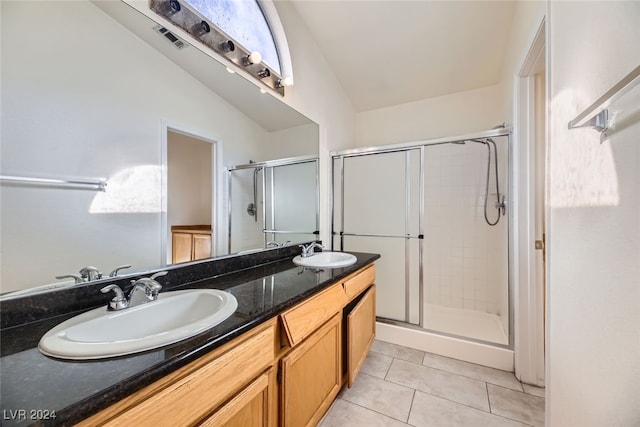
[243, 51, 262, 66]
[277, 76, 293, 88]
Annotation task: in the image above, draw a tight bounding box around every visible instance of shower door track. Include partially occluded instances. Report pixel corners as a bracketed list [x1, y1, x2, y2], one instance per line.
[376, 317, 512, 350]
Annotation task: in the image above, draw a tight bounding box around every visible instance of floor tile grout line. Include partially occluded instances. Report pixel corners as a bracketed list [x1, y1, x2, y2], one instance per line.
[486, 381, 492, 414]
[405, 388, 417, 424]
[384, 376, 496, 416]
[376, 348, 534, 394]
[488, 382, 546, 400]
[335, 396, 415, 425]
[390, 356, 504, 390]
[369, 347, 425, 366]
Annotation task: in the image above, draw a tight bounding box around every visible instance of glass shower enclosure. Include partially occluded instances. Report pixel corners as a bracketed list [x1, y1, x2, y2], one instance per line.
[332, 129, 511, 347]
[228, 156, 319, 254]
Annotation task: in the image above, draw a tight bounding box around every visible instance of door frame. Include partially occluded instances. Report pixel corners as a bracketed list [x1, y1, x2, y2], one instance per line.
[513, 18, 547, 386]
[161, 120, 224, 264]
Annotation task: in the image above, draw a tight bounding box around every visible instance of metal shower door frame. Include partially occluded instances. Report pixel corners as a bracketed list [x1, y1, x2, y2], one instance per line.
[331, 127, 513, 347]
[227, 155, 320, 253]
[332, 147, 424, 325]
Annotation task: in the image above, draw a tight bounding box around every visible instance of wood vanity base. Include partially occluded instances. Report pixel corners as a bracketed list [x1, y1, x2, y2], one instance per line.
[79, 264, 376, 427]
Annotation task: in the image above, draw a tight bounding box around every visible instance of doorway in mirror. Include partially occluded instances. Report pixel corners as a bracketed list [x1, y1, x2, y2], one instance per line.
[165, 127, 219, 264]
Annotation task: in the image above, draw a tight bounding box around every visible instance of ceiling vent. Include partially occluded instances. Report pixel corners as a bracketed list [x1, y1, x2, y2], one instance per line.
[153, 25, 187, 50]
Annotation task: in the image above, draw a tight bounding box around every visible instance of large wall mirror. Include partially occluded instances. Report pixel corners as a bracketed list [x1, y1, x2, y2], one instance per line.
[0, 0, 319, 296]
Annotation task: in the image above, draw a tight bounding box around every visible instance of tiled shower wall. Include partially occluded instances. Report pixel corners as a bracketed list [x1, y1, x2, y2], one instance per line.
[423, 141, 509, 316]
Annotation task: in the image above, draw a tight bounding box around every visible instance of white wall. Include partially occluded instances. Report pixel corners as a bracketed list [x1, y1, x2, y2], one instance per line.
[547, 1, 640, 425]
[355, 84, 504, 147]
[0, 1, 278, 292]
[167, 132, 212, 227]
[265, 123, 319, 161]
[272, 1, 357, 245]
[499, 1, 546, 124]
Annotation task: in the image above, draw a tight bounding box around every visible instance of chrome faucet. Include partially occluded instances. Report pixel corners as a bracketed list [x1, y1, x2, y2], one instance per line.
[100, 271, 168, 311]
[79, 266, 102, 282]
[267, 240, 292, 248]
[299, 242, 323, 258]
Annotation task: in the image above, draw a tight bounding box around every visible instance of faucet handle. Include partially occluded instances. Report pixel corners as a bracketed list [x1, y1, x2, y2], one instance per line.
[55, 274, 84, 284]
[130, 271, 167, 299]
[150, 271, 168, 281]
[100, 285, 128, 311]
[108, 264, 132, 277]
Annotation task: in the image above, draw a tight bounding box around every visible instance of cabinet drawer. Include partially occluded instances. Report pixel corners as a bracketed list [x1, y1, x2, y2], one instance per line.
[280, 313, 342, 427]
[106, 325, 275, 426]
[343, 264, 375, 301]
[280, 284, 346, 347]
[198, 369, 272, 427]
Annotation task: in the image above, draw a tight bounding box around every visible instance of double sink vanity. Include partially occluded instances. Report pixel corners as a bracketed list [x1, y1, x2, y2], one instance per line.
[0, 245, 379, 426]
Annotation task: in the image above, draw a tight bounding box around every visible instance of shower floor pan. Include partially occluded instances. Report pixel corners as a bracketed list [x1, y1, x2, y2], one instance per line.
[423, 304, 508, 345]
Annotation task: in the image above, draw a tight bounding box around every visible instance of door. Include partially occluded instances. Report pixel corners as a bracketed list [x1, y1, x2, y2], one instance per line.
[166, 128, 215, 263]
[280, 313, 341, 427]
[193, 233, 212, 260]
[335, 150, 421, 323]
[346, 285, 376, 387]
[172, 232, 193, 264]
[198, 369, 275, 427]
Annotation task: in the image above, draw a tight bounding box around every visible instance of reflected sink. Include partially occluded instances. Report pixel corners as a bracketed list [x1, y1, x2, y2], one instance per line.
[293, 252, 357, 268]
[39, 289, 238, 360]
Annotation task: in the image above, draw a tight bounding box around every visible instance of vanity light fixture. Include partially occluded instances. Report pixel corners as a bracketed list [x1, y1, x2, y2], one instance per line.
[194, 20, 210, 36]
[243, 51, 262, 66]
[149, 1, 288, 96]
[221, 40, 235, 52]
[276, 76, 293, 88]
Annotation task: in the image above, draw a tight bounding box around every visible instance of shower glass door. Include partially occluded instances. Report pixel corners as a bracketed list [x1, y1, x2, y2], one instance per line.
[332, 131, 511, 347]
[228, 157, 319, 254]
[266, 160, 318, 245]
[334, 150, 421, 323]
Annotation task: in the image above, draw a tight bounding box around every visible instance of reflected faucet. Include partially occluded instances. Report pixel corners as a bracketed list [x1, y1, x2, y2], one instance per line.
[267, 240, 292, 248]
[100, 271, 168, 311]
[299, 242, 323, 258]
[79, 266, 102, 282]
[56, 264, 132, 284]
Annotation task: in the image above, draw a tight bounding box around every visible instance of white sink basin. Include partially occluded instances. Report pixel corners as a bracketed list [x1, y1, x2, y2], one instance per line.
[293, 252, 357, 268]
[39, 289, 238, 360]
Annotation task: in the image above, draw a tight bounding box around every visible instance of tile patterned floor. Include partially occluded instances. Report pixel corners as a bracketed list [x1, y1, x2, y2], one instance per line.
[319, 340, 545, 427]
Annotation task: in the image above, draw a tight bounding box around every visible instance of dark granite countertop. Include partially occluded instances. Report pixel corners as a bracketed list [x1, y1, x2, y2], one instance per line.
[0, 249, 379, 426]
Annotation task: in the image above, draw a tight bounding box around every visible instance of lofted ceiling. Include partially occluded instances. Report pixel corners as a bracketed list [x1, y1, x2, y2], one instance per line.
[289, 0, 516, 112]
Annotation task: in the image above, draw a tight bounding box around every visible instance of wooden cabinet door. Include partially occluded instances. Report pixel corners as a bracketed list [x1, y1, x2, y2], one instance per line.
[346, 285, 376, 388]
[193, 233, 212, 260]
[199, 368, 275, 427]
[280, 313, 342, 427]
[172, 232, 193, 264]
